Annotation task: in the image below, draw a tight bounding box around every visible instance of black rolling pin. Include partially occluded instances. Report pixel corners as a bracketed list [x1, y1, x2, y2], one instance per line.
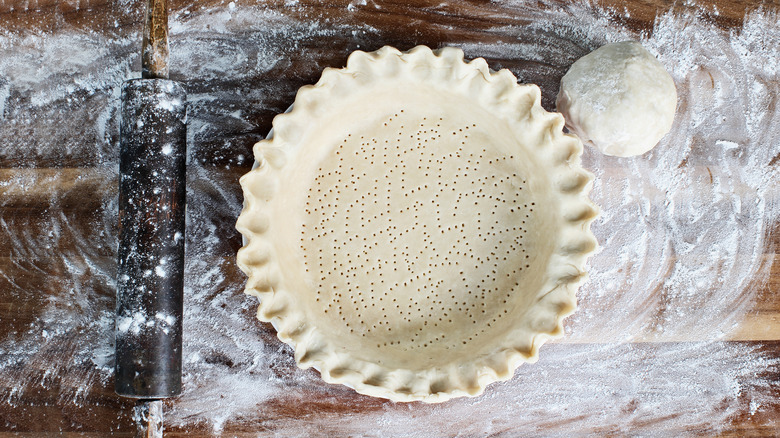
[115, 0, 186, 434]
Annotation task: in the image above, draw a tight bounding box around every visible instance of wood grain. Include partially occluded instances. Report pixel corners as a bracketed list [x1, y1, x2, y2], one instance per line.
[1, 0, 777, 32]
[0, 0, 778, 435]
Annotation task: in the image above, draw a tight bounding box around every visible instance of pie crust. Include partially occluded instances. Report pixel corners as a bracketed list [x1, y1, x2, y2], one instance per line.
[236, 46, 598, 403]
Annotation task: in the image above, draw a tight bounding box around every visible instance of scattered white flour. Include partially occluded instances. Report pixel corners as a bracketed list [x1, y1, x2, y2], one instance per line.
[0, 0, 778, 435]
[116, 312, 148, 335]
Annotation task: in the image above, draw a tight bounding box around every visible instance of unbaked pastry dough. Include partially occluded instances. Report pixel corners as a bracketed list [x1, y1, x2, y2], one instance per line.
[236, 46, 598, 403]
[556, 41, 677, 157]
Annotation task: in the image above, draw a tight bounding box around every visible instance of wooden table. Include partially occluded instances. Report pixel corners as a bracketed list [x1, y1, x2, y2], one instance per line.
[1, 0, 778, 435]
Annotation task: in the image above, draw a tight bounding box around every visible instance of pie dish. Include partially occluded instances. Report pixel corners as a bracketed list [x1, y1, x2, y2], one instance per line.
[236, 46, 598, 403]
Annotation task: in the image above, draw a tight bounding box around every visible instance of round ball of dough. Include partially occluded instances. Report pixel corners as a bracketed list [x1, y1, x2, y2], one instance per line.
[556, 41, 677, 157]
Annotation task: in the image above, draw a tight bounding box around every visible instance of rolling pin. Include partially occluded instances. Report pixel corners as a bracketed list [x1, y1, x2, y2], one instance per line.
[115, 0, 186, 435]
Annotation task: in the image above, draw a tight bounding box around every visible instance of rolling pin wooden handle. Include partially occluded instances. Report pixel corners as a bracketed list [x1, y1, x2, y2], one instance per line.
[133, 400, 164, 437]
[142, 0, 169, 79]
[116, 78, 187, 399]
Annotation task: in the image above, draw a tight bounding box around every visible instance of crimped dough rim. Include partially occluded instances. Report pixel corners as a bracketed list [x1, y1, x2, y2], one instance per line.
[236, 46, 598, 403]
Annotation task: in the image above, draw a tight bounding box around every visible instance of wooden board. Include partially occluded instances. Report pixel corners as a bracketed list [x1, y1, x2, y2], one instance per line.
[0, 0, 778, 435]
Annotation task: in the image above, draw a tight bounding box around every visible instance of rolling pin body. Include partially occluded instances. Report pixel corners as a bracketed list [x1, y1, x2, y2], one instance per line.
[116, 78, 187, 399]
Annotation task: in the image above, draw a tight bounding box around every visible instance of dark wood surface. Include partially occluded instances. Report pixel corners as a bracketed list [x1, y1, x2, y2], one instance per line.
[0, 0, 779, 435]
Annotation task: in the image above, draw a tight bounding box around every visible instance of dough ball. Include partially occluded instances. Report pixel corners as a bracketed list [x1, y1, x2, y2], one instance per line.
[556, 41, 677, 157]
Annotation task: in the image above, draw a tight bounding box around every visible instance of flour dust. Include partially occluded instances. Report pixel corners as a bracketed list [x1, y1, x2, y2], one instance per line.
[0, 0, 778, 435]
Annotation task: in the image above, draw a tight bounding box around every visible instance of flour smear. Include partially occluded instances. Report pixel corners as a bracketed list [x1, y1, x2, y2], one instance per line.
[0, 0, 778, 435]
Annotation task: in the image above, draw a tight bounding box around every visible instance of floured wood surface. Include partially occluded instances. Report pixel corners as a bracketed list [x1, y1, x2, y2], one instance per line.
[0, 0, 779, 435]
